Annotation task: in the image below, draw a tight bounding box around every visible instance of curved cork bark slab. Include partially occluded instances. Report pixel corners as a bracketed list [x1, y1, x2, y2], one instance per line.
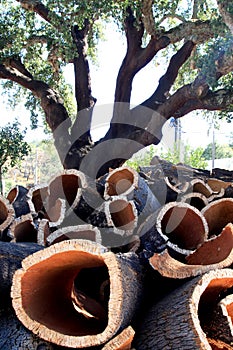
[104, 167, 138, 199]
[105, 197, 138, 236]
[47, 170, 99, 223]
[164, 176, 189, 195]
[37, 219, 50, 246]
[103, 166, 161, 223]
[190, 178, 224, 202]
[180, 192, 208, 210]
[6, 185, 30, 217]
[207, 178, 232, 192]
[202, 198, 233, 237]
[150, 224, 233, 278]
[135, 268, 233, 349]
[102, 326, 135, 350]
[204, 293, 233, 346]
[156, 201, 208, 256]
[27, 184, 49, 216]
[11, 240, 143, 348]
[0, 195, 14, 239]
[8, 214, 37, 243]
[46, 224, 102, 246]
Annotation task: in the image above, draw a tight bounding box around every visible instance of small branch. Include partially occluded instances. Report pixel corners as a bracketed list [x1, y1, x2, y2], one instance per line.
[158, 14, 186, 26]
[16, 0, 66, 29]
[142, 0, 156, 36]
[166, 19, 220, 44]
[174, 89, 233, 118]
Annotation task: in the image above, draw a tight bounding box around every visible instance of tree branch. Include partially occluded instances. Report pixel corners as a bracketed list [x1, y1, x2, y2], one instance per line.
[142, 40, 195, 109]
[16, 0, 66, 29]
[152, 39, 233, 119]
[174, 89, 233, 118]
[217, 0, 233, 34]
[16, 0, 50, 23]
[166, 19, 222, 44]
[0, 59, 72, 167]
[115, 7, 170, 104]
[69, 20, 96, 155]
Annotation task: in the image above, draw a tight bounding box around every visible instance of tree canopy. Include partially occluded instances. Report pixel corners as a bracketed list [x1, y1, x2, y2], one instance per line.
[0, 121, 30, 193]
[1, 0, 233, 178]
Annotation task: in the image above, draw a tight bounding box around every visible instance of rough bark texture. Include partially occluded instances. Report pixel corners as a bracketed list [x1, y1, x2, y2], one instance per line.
[134, 269, 233, 350]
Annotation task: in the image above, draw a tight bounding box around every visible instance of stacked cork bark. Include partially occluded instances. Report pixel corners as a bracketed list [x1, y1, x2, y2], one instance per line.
[0, 159, 233, 348]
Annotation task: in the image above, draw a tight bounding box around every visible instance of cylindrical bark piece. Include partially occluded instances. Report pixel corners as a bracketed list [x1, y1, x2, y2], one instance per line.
[46, 224, 102, 246]
[8, 214, 38, 243]
[202, 198, 233, 237]
[0, 195, 14, 239]
[103, 166, 161, 222]
[150, 223, 233, 279]
[134, 268, 233, 349]
[6, 185, 30, 217]
[180, 192, 208, 210]
[102, 326, 135, 350]
[11, 240, 143, 348]
[156, 201, 208, 255]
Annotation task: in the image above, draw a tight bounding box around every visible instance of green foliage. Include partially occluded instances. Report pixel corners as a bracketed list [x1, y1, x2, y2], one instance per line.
[1, 0, 233, 133]
[126, 143, 208, 170]
[126, 145, 156, 171]
[0, 120, 30, 194]
[158, 143, 208, 169]
[0, 120, 30, 171]
[202, 142, 233, 160]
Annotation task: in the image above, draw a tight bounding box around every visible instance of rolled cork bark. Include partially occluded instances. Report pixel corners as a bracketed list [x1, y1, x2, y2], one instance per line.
[11, 240, 143, 348]
[6, 185, 30, 217]
[0, 195, 15, 239]
[8, 213, 37, 243]
[180, 192, 208, 210]
[156, 201, 208, 256]
[103, 166, 161, 222]
[46, 224, 102, 246]
[134, 268, 233, 349]
[207, 178, 232, 192]
[150, 223, 233, 279]
[202, 198, 233, 237]
[102, 326, 135, 350]
[190, 178, 224, 201]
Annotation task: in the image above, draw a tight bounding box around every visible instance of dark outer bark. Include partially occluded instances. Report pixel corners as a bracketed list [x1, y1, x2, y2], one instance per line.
[134, 269, 233, 349]
[0, 241, 42, 308]
[142, 41, 195, 109]
[0, 307, 56, 350]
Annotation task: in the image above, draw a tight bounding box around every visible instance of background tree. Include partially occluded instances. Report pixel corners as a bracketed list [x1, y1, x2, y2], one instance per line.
[1, 0, 233, 178]
[0, 121, 30, 194]
[202, 142, 233, 160]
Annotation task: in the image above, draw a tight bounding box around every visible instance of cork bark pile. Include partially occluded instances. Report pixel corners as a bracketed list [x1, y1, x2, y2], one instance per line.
[1, 158, 233, 349]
